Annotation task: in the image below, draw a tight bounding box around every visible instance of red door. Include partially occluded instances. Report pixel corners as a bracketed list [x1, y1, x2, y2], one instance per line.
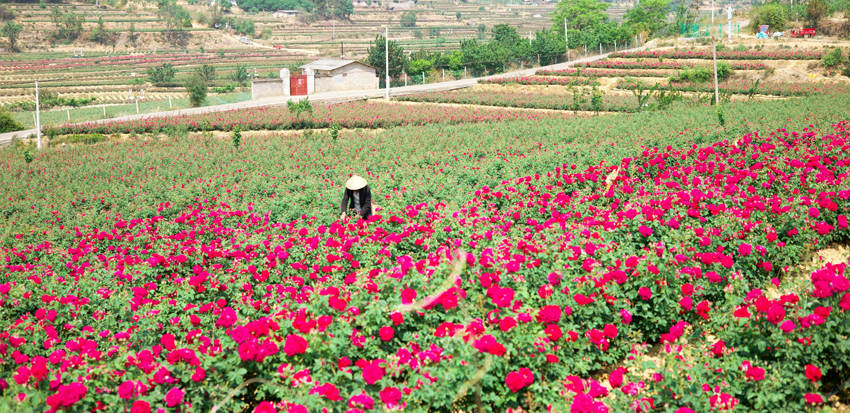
[290, 75, 307, 96]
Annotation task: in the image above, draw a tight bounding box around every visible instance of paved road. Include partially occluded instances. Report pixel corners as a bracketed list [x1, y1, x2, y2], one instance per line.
[0, 47, 641, 146]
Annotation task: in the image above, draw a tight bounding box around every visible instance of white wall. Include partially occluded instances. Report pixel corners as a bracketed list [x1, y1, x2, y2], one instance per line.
[314, 65, 378, 93]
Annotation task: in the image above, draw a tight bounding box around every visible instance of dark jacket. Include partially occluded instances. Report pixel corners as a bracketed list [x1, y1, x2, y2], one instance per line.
[340, 186, 372, 219]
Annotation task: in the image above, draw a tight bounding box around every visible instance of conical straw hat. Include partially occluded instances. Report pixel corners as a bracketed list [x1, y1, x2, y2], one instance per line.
[345, 175, 368, 190]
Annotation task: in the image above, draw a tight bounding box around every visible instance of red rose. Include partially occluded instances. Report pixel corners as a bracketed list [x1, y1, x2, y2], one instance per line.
[379, 386, 402, 408]
[804, 393, 824, 404]
[536, 305, 562, 323]
[379, 326, 394, 341]
[130, 400, 151, 413]
[805, 364, 822, 382]
[362, 361, 385, 385]
[254, 401, 277, 413]
[283, 334, 308, 356]
[745, 366, 765, 381]
[505, 367, 534, 392]
[165, 387, 184, 407]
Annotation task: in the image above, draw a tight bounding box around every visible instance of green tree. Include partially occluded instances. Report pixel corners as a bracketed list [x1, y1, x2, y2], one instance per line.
[407, 58, 432, 77]
[51, 6, 83, 42]
[455, 11, 461, 20]
[0, 110, 23, 133]
[332, 0, 353, 20]
[749, 4, 787, 33]
[89, 16, 112, 45]
[231, 63, 250, 85]
[147, 63, 177, 85]
[196, 64, 216, 83]
[1, 21, 22, 52]
[400, 11, 416, 27]
[674, 0, 698, 31]
[553, 0, 609, 33]
[531, 29, 563, 65]
[184, 75, 208, 107]
[806, 0, 827, 28]
[624, 0, 671, 36]
[367, 34, 407, 86]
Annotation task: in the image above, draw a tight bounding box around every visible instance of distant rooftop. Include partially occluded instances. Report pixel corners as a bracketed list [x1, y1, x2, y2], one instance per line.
[300, 59, 373, 71]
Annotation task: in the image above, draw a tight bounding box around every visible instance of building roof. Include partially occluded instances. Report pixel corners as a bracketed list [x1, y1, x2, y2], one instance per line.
[300, 59, 375, 71]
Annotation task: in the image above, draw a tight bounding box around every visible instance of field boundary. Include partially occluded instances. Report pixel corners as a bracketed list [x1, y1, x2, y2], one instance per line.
[0, 47, 642, 146]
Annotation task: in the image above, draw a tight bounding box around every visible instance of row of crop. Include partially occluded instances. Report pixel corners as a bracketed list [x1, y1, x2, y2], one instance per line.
[1, 116, 846, 412]
[611, 49, 825, 60]
[481, 76, 599, 86]
[617, 78, 840, 96]
[46, 101, 572, 135]
[573, 59, 767, 70]
[397, 89, 637, 112]
[537, 68, 672, 78]
[0, 52, 305, 72]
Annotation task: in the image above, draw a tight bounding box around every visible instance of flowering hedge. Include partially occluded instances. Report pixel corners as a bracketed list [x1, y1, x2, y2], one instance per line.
[397, 89, 636, 112]
[573, 60, 766, 70]
[2, 101, 848, 412]
[617, 78, 844, 97]
[480, 76, 599, 87]
[610, 49, 825, 60]
[46, 101, 572, 135]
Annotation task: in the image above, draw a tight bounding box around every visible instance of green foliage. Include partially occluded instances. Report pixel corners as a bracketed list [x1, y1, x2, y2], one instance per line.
[50, 6, 83, 42]
[400, 10, 417, 27]
[822, 47, 844, 69]
[260, 27, 272, 39]
[23, 147, 34, 163]
[407, 58, 432, 76]
[231, 63, 250, 85]
[329, 122, 340, 140]
[232, 18, 255, 36]
[287, 99, 313, 119]
[185, 75, 208, 107]
[806, 0, 827, 28]
[212, 83, 237, 93]
[674, 0, 698, 30]
[232, 125, 241, 149]
[716, 61, 732, 80]
[147, 63, 177, 85]
[455, 11, 461, 20]
[749, 4, 787, 33]
[672, 66, 712, 83]
[590, 87, 604, 113]
[624, 0, 671, 36]
[239, 0, 313, 13]
[0, 4, 16, 21]
[196, 64, 216, 83]
[88, 16, 113, 45]
[1, 20, 21, 52]
[0, 110, 23, 133]
[367, 35, 406, 85]
[716, 104, 725, 126]
[49, 133, 105, 146]
[311, 0, 352, 19]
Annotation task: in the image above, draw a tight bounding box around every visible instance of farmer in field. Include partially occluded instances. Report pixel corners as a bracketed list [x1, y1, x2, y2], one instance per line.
[340, 174, 380, 220]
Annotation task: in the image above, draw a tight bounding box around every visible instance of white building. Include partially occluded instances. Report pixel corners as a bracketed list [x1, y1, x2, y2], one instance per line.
[300, 59, 379, 93]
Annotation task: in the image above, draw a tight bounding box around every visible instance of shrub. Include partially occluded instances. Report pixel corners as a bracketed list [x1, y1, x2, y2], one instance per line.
[147, 63, 176, 85]
[49, 133, 105, 146]
[231, 125, 241, 149]
[0, 110, 22, 132]
[822, 47, 844, 69]
[716, 61, 733, 80]
[185, 75, 208, 107]
[400, 11, 416, 27]
[749, 4, 787, 33]
[672, 66, 712, 83]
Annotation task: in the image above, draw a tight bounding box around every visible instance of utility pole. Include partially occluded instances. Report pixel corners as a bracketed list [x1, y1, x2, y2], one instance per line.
[35, 80, 41, 150]
[711, 0, 714, 24]
[564, 18, 569, 61]
[727, 5, 733, 41]
[385, 26, 390, 100]
[713, 43, 719, 105]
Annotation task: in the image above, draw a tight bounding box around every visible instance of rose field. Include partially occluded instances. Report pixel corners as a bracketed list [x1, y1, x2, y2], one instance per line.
[1, 91, 850, 412]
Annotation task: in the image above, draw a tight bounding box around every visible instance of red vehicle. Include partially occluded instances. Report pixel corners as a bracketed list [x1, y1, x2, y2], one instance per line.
[273, 44, 283, 49]
[790, 28, 816, 38]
